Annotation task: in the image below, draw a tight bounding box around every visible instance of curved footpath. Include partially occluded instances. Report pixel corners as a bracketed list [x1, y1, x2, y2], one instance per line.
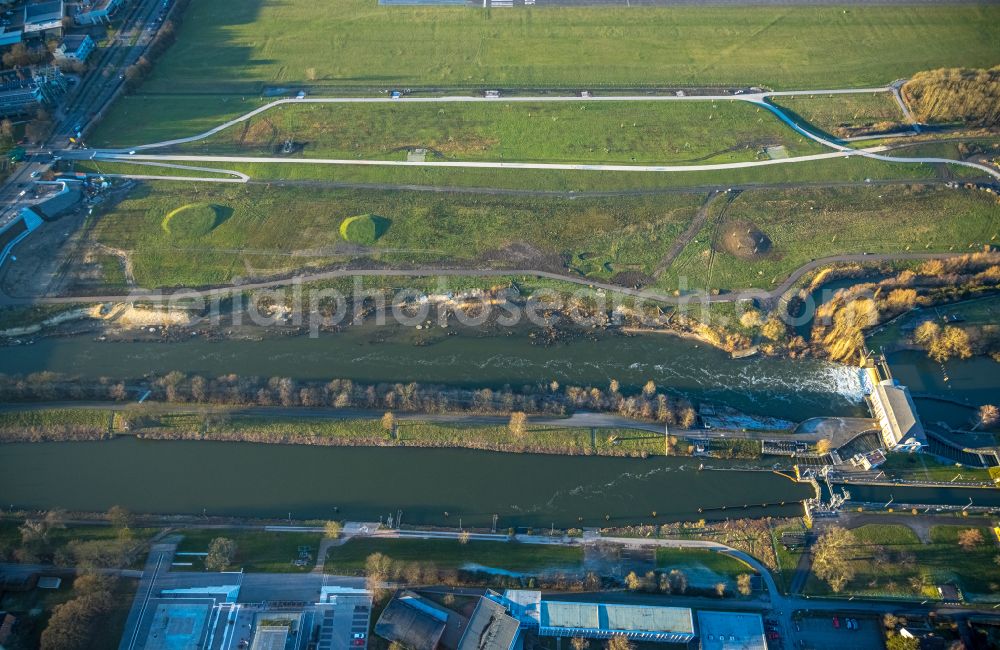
[0, 251, 966, 307]
[69, 87, 1000, 182]
[7, 87, 995, 306]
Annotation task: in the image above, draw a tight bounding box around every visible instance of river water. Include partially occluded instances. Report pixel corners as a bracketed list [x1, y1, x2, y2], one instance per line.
[2, 326, 996, 521]
[0, 325, 866, 420]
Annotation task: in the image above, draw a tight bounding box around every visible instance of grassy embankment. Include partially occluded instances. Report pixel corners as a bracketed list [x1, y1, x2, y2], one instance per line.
[323, 538, 583, 575]
[877, 453, 995, 484]
[654, 547, 756, 585]
[169, 100, 825, 164]
[661, 185, 999, 294]
[174, 528, 322, 572]
[87, 184, 701, 288]
[0, 408, 670, 457]
[125, 411, 670, 457]
[804, 524, 1000, 599]
[84, 181, 998, 291]
[770, 92, 909, 139]
[0, 408, 113, 442]
[89, 0, 1000, 144]
[74, 151, 962, 191]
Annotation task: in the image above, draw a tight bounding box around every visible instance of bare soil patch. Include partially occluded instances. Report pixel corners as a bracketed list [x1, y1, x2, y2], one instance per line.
[716, 220, 772, 260]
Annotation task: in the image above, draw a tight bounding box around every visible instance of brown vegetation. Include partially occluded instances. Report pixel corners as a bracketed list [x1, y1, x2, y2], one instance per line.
[811, 526, 855, 593]
[809, 252, 1000, 361]
[40, 574, 118, 650]
[903, 66, 1000, 126]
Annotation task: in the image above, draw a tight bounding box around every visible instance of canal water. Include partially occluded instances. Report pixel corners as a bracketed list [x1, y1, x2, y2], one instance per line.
[0, 325, 866, 421]
[0, 437, 815, 526]
[888, 350, 1000, 429]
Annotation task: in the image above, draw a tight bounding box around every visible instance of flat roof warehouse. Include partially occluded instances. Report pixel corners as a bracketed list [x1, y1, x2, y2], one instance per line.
[539, 601, 695, 644]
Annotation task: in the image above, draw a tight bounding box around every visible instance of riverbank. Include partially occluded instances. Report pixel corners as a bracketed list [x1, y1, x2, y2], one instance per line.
[0, 405, 801, 463]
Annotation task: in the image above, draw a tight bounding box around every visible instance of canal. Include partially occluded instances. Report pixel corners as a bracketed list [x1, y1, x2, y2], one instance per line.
[0, 437, 814, 526]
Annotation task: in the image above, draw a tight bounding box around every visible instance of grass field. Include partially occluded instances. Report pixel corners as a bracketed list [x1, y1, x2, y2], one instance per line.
[0, 408, 112, 441]
[323, 537, 583, 574]
[877, 452, 994, 484]
[89, 183, 700, 287]
[86, 178, 996, 291]
[771, 520, 807, 593]
[175, 528, 322, 572]
[167, 100, 824, 164]
[661, 184, 1000, 293]
[121, 410, 667, 457]
[771, 92, 908, 139]
[654, 547, 754, 584]
[91, 0, 1000, 144]
[75, 151, 953, 193]
[804, 523, 1000, 598]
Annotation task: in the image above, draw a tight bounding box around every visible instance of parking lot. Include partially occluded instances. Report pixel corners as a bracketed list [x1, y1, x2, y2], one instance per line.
[795, 615, 884, 650]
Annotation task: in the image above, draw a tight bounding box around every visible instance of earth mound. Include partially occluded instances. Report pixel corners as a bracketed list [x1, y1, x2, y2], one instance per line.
[339, 214, 390, 245]
[161, 204, 222, 238]
[717, 220, 772, 259]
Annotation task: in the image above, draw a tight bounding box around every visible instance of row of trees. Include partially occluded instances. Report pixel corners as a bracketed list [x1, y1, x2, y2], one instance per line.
[362, 551, 605, 600]
[0, 372, 701, 427]
[122, 0, 192, 92]
[623, 568, 752, 597]
[2, 506, 137, 568]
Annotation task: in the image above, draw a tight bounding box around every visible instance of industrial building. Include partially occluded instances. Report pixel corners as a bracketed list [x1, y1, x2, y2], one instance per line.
[23, 0, 64, 38]
[457, 596, 521, 650]
[862, 356, 927, 452]
[375, 591, 454, 650]
[697, 611, 767, 650]
[0, 66, 68, 117]
[537, 601, 695, 645]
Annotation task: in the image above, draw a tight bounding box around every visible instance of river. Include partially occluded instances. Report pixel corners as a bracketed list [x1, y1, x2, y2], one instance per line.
[0, 325, 866, 421]
[0, 437, 814, 526]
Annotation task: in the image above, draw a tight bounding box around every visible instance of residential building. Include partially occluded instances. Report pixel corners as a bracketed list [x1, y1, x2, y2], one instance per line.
[54, 33, 94, 62]
[75, 0, 128, 25]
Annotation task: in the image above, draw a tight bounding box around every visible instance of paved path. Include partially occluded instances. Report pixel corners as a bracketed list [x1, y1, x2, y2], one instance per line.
[67, 88, 998, 183]
[0, 251, 967, 308]
[0, 401, 862, 444]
